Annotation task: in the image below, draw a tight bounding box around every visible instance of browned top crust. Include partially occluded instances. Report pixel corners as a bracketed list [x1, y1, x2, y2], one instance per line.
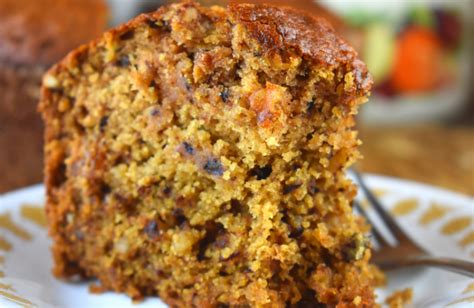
[229, 3, 371, 92]
[0, 0, 107, 65]
[45, 1, 371, 95]
[230, 3, 351, 64]
[203, 1, 348, 33]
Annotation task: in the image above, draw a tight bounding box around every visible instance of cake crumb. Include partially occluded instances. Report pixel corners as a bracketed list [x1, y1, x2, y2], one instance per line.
[385, 288, 413, 308]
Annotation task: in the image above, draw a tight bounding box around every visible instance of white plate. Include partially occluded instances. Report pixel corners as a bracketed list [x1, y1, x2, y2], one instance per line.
[0, 174, 472, 307]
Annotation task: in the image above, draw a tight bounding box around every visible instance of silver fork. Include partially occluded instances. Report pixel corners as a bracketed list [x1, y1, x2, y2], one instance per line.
[351, 170, 474, 278]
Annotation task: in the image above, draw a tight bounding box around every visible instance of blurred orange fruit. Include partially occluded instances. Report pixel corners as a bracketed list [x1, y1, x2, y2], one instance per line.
[391, 26, 443, 93]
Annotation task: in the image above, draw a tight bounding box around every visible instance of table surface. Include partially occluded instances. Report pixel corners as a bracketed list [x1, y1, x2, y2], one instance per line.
[358, 125, 474, 196]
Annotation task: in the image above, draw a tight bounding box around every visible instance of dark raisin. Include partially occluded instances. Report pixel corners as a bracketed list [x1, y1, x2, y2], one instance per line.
[289, 226, 304, 239]
[250, 165, 272, 180]
[342, 234, 366, 262]
[270, 259, 281, 273]
[119, 30, 135, 40]
[52, 161, 67, 188]
[301, 67, 311, 79]
[197, 233, 216, 261]
[296, 289, 325, 308]
[99, 116, 109, 131]
[138, 186, 152, 196]
[146, 18, 159, 29]
[215, 233, 229, 248]
[223, 251, 239, 261]
[184, 79, 192, 91]
[182, 142, 194, 155]
[281, 209, 290, 224]
[115, 55, 130, 67]
[306, 100, 316, 115]
[156, 270, 166, 278]
[291, 163, 302, 171]
[307, 178, 320, 195]
[283, 183, 302, 194]
[162, 19, 171, 32]
[203, 158, 224, 176]
[172, 208, 187, 226]
[114, 153, 131, 165]
[113, 193, 137, 214]
[49, 87, 64, 95]
[144, 220, 160, 239]
[75, 230, 84, 240]
[220, 87, 230, 103]
[163, 186, 172, 196]
[150, 108, 160, 116]
[99, 182, 111, 200]
[230, 199, 242, 215]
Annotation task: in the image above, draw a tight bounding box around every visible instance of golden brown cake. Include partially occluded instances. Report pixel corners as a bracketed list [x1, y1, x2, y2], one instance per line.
[227, 0, 364, 53]
[229, 0, 346, 31]
[40, 1, 376, 306]
[0, 0, 107, 192]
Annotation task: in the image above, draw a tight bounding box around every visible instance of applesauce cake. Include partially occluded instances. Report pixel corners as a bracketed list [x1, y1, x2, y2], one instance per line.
[40, 1, 376, 306]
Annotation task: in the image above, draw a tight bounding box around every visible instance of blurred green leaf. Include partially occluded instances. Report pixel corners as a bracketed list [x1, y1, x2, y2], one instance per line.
[408, 6, 435, 28]
[363, 23, 396, 83]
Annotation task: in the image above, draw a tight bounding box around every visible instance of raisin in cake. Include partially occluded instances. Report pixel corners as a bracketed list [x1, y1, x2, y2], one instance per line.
[40, 1, 376, 306]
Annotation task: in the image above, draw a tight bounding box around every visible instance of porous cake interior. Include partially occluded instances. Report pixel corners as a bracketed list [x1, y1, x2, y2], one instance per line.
[41, 2, 376, 306]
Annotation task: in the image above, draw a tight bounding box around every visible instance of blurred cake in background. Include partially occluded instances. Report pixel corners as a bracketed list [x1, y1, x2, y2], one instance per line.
[0, 0, 108, 192]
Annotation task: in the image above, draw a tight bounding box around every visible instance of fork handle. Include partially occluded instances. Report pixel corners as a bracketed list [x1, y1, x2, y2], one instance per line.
[378, 255, 474, 278]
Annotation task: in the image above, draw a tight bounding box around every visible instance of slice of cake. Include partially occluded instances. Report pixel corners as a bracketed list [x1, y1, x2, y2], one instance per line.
[40, 1, 376, 306]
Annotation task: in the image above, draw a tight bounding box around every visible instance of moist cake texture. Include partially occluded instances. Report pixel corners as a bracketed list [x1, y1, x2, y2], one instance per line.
[40, 1, 376, 306]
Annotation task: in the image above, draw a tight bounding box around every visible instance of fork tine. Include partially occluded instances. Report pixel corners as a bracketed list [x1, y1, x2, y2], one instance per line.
[352, 169, 412, 243]
[353, 200, 391, 248]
